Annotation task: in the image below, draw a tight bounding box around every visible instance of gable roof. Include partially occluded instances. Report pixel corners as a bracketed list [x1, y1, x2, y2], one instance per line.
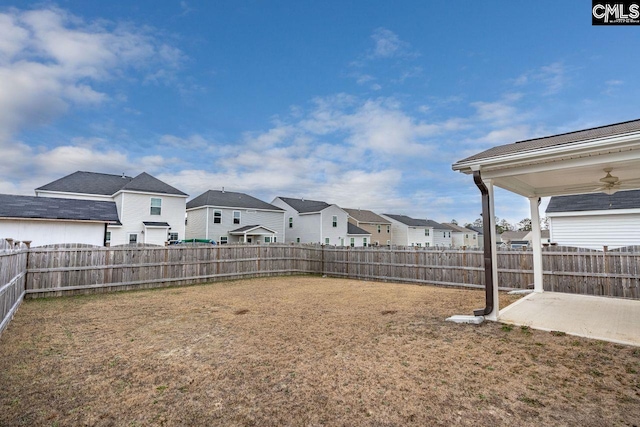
[500, 231, 530, 242]
[187, 190, 283, 211]
[347, 223, 371, 235]
[276, 197, 332, 213]
[36, 171, 187, 197]
[465, 225, 484, 235]
[382, 214, 445, 229]
[546, 189, 640, 213]
[443, 223, 477, 233]
[0, 194, 119, 223]
[454, 118, 640, 165]
[343, 208, 391, 224]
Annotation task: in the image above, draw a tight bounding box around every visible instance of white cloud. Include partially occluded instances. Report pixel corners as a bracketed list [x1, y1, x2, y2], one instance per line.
[513, 62, 567, 95]
[369, 28, 417, 59]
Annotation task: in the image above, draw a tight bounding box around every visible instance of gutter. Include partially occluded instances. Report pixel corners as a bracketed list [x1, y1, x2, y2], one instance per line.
[473, 170, 494, 317]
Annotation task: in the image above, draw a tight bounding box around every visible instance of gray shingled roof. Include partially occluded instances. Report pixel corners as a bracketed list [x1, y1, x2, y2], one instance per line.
[0, 194, 120, 223]
[443, 223, 477, 233]
[277, 197, 331, 213]
[187, 190, 283, 211]
[143, 221, 170, 227]
[383, 214, 446, 229]
[546, 189, 640, 213]
[347, 223, 370, 235]
[36, 171, 187, 196]
[454, 118, 640, 165]
[343, 208, 391, 224]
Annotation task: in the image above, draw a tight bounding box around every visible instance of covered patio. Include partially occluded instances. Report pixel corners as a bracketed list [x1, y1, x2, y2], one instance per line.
[452, 118, 640, 344]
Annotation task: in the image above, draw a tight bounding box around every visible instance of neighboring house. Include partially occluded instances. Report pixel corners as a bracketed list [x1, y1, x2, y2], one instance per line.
[442, 223, 479, 248]
[465, 225, 485, 249]
[271, 197, 351, 245]
[343, 208, 392, 246]
[186, 190, 285, 244]
[0, 194, 119, 247]
[380, 214, 452, 247]
[500, 230, 551, 248]
[546, 189, 640, 249]
[35, 171, 188, 246]
[347, 223, 372, 247]
[499, 231, 530, 248]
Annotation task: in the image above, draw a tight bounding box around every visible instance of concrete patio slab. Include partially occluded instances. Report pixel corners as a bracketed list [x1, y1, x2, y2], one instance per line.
[498, 292, 640, 347]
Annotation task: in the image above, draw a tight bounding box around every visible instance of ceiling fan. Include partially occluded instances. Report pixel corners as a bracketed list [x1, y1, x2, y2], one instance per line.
[566, 168, 640, 195]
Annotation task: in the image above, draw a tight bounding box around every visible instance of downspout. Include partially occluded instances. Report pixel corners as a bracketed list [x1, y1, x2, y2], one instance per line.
[473, 170, 494, 317]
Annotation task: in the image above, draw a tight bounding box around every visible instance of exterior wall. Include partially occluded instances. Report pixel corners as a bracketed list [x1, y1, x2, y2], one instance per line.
[109, 192, 186, 246]
[432, 229, 453, 247]
[320, 205, 348, 245]
[381, 215, 408, 246]
[451, 232, 465, 247]
[345, 235, 370, 247]
[187, 207, 285, 244]
[271, 198, 321, 243]
[549, 212, 640, 249]
[407, 227, 431, 247]
[0, 219, 105, 247]
[185, 208, 207, 239]
[348, 219, 392, 245]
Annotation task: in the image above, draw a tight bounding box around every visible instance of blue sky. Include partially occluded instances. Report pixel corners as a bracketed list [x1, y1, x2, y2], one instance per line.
[1, 1, 639, 225]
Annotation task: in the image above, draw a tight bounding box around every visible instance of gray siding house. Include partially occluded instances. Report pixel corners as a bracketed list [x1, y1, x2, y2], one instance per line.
[186, 190, 285, 244]
[271, 197, 356, 245]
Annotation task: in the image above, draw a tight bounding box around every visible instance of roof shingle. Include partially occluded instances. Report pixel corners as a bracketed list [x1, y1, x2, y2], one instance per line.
[187, 190, 283, 211]
[546, 189, 640, 213]
[276, 197, 332, 213]
[0, 194, 119, 223]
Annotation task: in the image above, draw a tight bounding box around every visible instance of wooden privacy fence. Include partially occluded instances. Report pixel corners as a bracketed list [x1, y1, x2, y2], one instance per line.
[26, 243, 324, 298]
[21, 243, 640, 299]
[0, 239, 29, 336]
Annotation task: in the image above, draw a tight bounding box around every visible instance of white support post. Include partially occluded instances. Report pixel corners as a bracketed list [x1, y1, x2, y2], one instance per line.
[529, 197, 544, 293]
[486, 179, 499, 321]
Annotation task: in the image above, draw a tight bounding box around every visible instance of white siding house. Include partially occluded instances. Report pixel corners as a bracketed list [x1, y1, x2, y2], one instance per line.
[546, 190, 640, 249]
[380, 214, 452, 247]
[442, 223, 480, 248]
[0, 194, 119, 247]
[186, 190, 285, 244]
[35, 171, 188, 246]
[271, 197, 355, 245]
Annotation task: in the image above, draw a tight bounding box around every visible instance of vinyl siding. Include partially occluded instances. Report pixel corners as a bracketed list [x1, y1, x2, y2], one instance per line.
[549, 213, 640, 249]
[185, 208, 207, 239]
[433, 229, 453, 247]
[380, 215, 408, 246]
[320, 206, 348, 245]
[271, 198, 321, 243]
[187, 207, 284, 243]
[0, 219, 105, 247]
[348, 219, 391, 245]
[109, 192, 186, 246]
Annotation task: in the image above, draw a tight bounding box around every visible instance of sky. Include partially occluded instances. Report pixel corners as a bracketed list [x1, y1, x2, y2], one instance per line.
[1, 1, 639, 226]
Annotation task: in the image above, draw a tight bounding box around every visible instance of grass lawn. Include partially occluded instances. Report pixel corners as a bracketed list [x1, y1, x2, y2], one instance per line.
[1, 276, 639, 426]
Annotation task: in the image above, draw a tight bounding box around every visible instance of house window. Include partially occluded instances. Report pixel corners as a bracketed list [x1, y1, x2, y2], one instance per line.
[105, 231, 111, 244]
[425, 229, 430, 236]
[168, 232, 178, 242]
[363, 238, 367, 247]
[443, 232, 446, 238]
[416, 243, 422, 247]
[233, 211, 241, 224]
[473, 234, 477, 240]
[296, 237, 300, 243]
[350, 238, 355, 247]
[387, 225, 390, 233]
[332, 215, 337, 227]
[325, 238, 330, 244]
[264, 236, 272, 243]
[128, 233, 138, 244]
[214, 210, 222, 224]
[273, 236, 277, 242]
[448, 232, 451, 238]
[289, 217, 293, 228]
[377, 225, 381, 233]
[220, 236, 228, 244]
[150, 198, 162, 215]
[426, 242, 430, 247]
[465, 234, 469, 238]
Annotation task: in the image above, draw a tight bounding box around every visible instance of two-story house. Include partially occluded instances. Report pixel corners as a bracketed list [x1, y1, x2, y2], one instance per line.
[343, 208, 393, 246]
[186, 190, 285, 244]
[380, 214, 452, 247]
[271, 197, 357, 245]
[442, 223, 479, 248]
[35, 171, 188, 246]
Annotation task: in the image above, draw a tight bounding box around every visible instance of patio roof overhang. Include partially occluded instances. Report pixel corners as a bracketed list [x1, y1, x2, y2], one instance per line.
[451, 118, 640, 322]
[453, 129, 640, 197]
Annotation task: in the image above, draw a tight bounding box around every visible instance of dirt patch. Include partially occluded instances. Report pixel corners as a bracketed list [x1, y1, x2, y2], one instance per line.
[1, 276, 638, 426]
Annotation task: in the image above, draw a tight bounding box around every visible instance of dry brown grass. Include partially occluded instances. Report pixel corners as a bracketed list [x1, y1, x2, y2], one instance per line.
[1, 276, 639, 426]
